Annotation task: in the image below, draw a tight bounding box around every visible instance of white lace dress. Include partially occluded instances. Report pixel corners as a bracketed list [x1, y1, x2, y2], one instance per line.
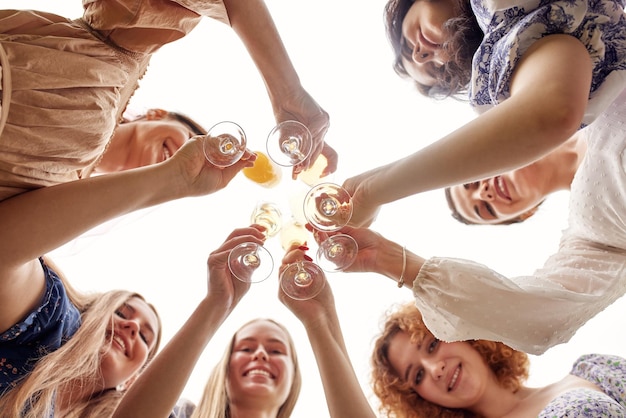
[413, 89, 626, 355]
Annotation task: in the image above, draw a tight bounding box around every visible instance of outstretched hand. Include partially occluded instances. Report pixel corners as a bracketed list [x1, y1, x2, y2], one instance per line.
[205, 225, 266, 314]
[272, 88, 338, 180]
[168, 136, 256, 198]
[277, 244, 337, 330]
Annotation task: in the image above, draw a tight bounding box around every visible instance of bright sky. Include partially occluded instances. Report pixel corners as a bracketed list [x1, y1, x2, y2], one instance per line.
[11, 1, 626, 416]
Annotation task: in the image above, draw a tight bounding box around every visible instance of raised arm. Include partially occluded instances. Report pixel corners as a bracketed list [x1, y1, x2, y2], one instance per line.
[0, 139, 254, 334]
[278, 247, 377, 418]
[320, 226, 626, 355]
[222, 0, 337, 178]
[344, 35, 592, 227]
[112, 226, 265, 418]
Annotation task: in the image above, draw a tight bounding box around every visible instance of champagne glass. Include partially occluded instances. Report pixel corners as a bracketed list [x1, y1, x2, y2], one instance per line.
[303, 182, 353, 232]
[203, 121, 247, 167]
[251, 202, 282, 238]
[316, 233, 358, 272]
[228, 242, 274, 283]
[266, 120, 312, 167]
[280, 260, 326, 300]
[280, 217, 309, 251]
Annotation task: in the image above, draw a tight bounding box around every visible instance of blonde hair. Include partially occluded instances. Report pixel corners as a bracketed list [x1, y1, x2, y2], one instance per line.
[191, 318, 302, 418]
[0, 258, 162, 418]
[371, 303, 529, 418]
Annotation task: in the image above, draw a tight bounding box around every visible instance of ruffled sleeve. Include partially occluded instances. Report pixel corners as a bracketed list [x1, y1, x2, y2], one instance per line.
[412, 235, 626, 354]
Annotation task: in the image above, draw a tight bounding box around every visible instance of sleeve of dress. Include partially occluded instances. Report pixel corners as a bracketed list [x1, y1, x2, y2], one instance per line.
[412, 235, 626, 355]
[171, 0, 230, 25]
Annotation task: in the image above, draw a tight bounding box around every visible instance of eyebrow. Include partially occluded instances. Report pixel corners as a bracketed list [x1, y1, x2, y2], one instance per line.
[404, 364, 412, 382]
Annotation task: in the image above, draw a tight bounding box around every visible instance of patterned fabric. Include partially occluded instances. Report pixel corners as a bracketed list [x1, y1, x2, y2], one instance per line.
[540, 354, 626, 417]
[169, 398, 196, 418]
[0, 259, 80, 395]
[414, 89, 626, 355]
[0, 1, 228, 201]
[470, 0, 626, 125]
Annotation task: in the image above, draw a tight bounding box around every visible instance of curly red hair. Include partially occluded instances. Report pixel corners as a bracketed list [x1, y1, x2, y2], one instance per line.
[371, 303, 529, 418]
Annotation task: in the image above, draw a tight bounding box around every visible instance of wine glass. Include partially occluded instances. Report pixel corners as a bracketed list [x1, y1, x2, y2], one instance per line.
[203, 121, 247, 167]
[316, 233, 358, 272]
[280, 217, 309, 251]
[250, 202, 282, 238]
[228, 242, 274, 283]
[266, 120, 312, 167]
[303, 182, 353, 232]
[280, 260, 326, 300]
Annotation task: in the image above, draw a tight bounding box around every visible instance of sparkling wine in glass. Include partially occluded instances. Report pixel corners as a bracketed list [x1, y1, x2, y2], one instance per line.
[280, 260, 326, 300]
[266, 120, 312, 167]
[303, 182, 353, 232]
[228, 242, 274, 283]
[202, 121, 247, 167]
[280, 217, 310, 251]
[250, 202, 282, 238]
[316, 233, 358, 272]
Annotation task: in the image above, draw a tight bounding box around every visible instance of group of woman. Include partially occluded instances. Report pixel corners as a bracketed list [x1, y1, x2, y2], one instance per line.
[1, 0, 626, 417]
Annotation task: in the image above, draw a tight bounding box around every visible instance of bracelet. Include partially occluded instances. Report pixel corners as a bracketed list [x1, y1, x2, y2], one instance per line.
[397, 246, 406, 288]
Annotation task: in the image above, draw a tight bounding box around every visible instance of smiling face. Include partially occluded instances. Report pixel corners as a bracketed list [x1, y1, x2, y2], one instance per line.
[99, 297, 160, 390]
[96, 115, 196, 173]
[448, 164, 549, 224]
[386, 332, 492, 410]
[227, 320, 295, 409]
[399, 0, 457, 86]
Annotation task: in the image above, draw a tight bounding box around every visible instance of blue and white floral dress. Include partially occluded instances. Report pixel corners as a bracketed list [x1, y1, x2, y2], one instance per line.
[540, 354, 626, 417]
[470, 0, 626, 125]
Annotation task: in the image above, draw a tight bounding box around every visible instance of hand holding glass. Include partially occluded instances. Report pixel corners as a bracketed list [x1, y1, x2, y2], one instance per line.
[280, 260, 326, 300]
[266, 120, 312, 167]
[203, 121, 247, 167]
[228, 242, 274, 283]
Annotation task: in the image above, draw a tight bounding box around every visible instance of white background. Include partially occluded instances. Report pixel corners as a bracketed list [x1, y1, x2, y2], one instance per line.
[9, 1, 626, 416]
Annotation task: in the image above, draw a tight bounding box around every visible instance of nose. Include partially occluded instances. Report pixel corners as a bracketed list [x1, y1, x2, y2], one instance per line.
[412, 43, 437, 64]
[474, 180, 494, 201]
[252, 346, 269, 361]
[118, 316, 140, 338]
[424, 358, 445, 380]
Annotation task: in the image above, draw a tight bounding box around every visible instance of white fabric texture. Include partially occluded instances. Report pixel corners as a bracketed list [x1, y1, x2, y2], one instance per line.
[414, 89, 626, 355]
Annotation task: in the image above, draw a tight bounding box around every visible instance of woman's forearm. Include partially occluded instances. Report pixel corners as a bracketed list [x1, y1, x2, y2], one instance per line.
[363, 35, 592, 207]
[222, 0, 301, 102]
[305, 315, 376, 418]
[0, 163, 183, 268]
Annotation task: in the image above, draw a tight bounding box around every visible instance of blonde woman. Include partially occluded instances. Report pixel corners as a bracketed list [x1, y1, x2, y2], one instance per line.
[179, 318, 301, 418]
[111, 226, 295, 418]
[0, 257, 163, 418]
[0, 225, 270, 417]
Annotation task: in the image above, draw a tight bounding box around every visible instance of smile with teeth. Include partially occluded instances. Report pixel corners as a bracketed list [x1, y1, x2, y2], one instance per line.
[112, 334, 127, 355]
[494, 176, 511, 200]
[448, 365, 460, 392]
[245, 368, 274, 379]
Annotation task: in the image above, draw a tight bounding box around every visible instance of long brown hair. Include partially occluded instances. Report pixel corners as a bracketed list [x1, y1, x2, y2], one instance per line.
[384, 0, 483, 98]
[0, 258, 162, 418]
[371, 303, 529, 418]
[190, 318, 302, 418]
